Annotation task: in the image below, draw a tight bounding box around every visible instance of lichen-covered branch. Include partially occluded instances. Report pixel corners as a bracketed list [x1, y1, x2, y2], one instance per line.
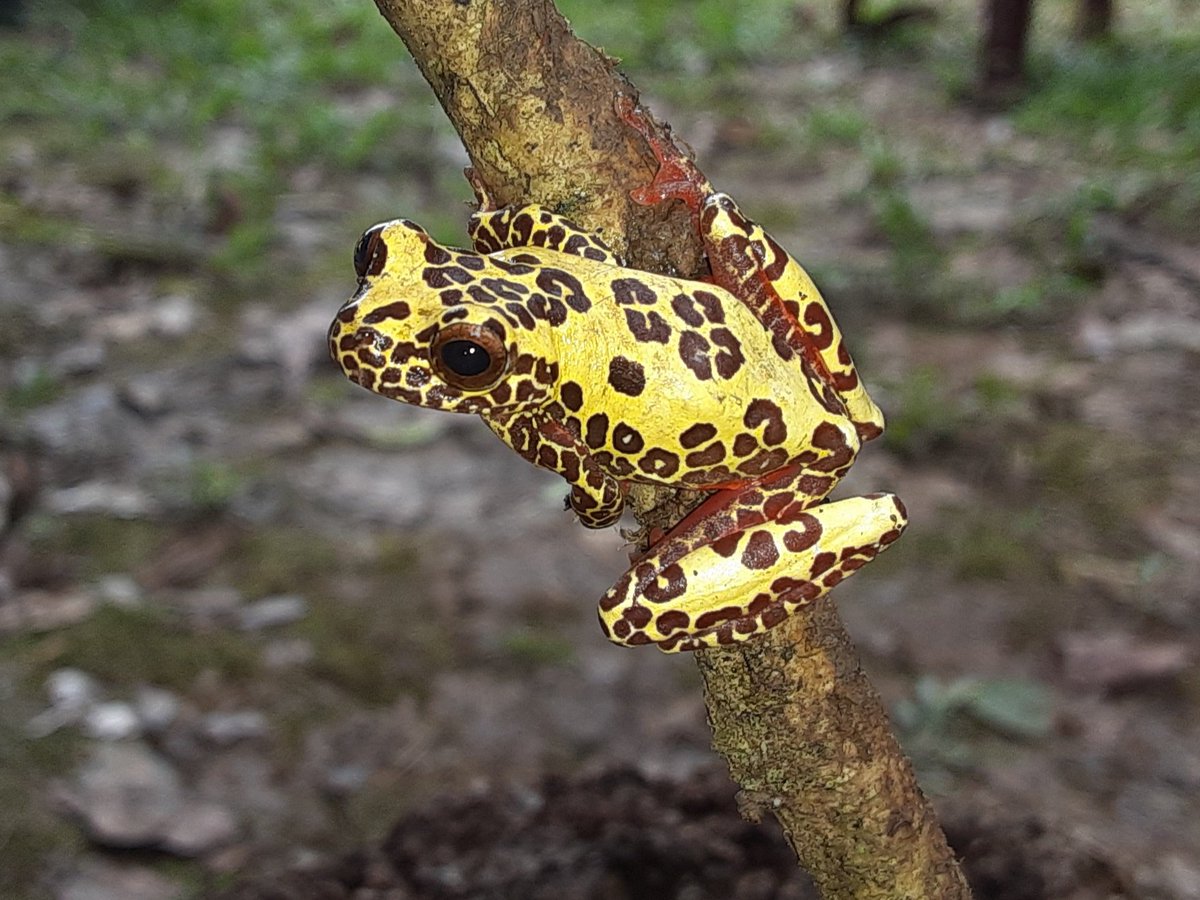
[370, 1, 970, 896]
[372, 0, 701, 278]
[699, 603, 969, 897]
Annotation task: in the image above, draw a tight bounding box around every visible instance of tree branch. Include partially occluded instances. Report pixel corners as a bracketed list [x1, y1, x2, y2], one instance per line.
[370, 1, 970, 896]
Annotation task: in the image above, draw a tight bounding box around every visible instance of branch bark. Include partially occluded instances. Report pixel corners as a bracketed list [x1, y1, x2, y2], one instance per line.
[370, 1, 970, 896]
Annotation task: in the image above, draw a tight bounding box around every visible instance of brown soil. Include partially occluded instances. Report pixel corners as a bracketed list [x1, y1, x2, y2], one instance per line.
[219, 766, 1126, 899]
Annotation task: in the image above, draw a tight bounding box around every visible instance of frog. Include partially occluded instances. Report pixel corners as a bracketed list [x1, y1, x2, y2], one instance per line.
[328, 97, 906, 652]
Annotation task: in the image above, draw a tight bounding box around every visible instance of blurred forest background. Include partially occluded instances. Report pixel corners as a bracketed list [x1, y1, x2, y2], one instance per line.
[1, 0, 1198, 897]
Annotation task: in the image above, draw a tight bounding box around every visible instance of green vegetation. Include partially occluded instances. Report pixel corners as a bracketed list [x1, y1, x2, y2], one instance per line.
[0, 0, 453, 291]
[287, 550, 456, 709]
[870, 188, 944, 291]
[228, 526, 345, 598]
[1012, 181, 1120, 286]
[36, 517, 166, 581]
[559, 0, 805, 73]
[896, 674, 1054, 786]
[2, 367, 64, 413]
[2, 0, 1192, 313]
[16, 516, 446, 706]
[0, 713, 84, 900]
[884, 363, 1168, 574]
[186, 460, 244, 514]
[257, 533, 454, 705]
[930, 507, 1049, 582]
[881, 365, 968, 459]
[806, 105, 871, 147]
[1018, 37, 1200, 223]
[3, 604, 260, 692]
[1030, 422, 1170, 548]
[0, 0, 424, 161]
[293, 596, 410, 705]
[499, 627, 576, 670]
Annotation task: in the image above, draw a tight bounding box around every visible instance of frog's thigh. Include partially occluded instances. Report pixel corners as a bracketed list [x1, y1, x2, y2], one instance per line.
[598, 493, 906, 652]
[468, 205, 617, 263]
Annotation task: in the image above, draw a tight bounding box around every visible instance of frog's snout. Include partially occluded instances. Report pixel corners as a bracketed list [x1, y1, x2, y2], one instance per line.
[326, 307, 357, 365]
[328, 307, 399, 389]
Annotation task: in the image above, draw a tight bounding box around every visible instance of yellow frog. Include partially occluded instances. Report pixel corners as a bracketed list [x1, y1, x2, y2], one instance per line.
[328, 99, 906, 652]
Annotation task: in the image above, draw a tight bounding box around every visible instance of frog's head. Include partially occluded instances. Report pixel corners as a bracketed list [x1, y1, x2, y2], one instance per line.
[329, 219, 555, 415]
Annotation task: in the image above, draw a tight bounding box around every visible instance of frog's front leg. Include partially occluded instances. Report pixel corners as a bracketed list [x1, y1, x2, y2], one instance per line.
[466, 171, 619, 264]
[597, 468, 907, 652]
[484, 411, 625, 529]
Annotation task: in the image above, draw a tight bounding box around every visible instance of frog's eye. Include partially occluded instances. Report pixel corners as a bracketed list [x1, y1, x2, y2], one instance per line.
[353, 224, 388, 280]
[429, 323, 508, 391]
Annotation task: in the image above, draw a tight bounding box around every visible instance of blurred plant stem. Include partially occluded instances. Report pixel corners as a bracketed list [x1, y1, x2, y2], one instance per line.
[367, 0, 970, 895]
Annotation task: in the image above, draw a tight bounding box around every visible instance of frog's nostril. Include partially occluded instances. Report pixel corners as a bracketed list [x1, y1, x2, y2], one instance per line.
[348, 326, 393, 354]
[332, 326, 393, 377]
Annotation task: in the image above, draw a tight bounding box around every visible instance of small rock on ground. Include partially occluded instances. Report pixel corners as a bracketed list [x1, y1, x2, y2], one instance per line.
[55, 857, 183, 900]
[66, 742, 184, 849]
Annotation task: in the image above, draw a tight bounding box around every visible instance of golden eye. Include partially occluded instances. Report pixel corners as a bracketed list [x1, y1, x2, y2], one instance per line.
[429, 323, 508, 390]
[353, 224, 387, 280]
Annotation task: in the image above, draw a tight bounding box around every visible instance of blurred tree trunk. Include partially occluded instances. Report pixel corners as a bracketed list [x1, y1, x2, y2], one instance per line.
[368, 1, 970, 896]
[843, 0, 863, 30]
[980, 0, 1034, 97]
[0, 0, 24, 29]
[1077, 0, 1114, 41]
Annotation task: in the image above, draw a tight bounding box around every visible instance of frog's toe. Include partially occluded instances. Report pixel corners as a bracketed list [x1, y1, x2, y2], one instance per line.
[700, 193, 754, 237]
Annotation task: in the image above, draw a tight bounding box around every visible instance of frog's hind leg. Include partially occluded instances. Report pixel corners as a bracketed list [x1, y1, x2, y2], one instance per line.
[616, 98, 884, 441]
[597, 478, 906, 652]
[465, 171, 619, 264]
[700, 195, 885, 441]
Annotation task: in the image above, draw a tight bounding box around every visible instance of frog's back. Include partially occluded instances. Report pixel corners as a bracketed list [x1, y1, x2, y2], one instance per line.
[482, 246, 802, 380]
[477, 248, 857, 490]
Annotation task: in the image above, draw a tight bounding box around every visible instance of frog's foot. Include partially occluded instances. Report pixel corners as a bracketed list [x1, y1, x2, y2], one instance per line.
[569, 478, 625, 529]
[615, 94, 714, 217]
[483, 414, 625, 528]
[597, 492, 906, 652]
[464, 167, 619, 263]
[535, 418, 626, 528]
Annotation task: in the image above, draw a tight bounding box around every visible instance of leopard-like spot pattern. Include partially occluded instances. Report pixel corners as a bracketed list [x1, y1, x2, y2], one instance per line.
[329, 104, 903, 653]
